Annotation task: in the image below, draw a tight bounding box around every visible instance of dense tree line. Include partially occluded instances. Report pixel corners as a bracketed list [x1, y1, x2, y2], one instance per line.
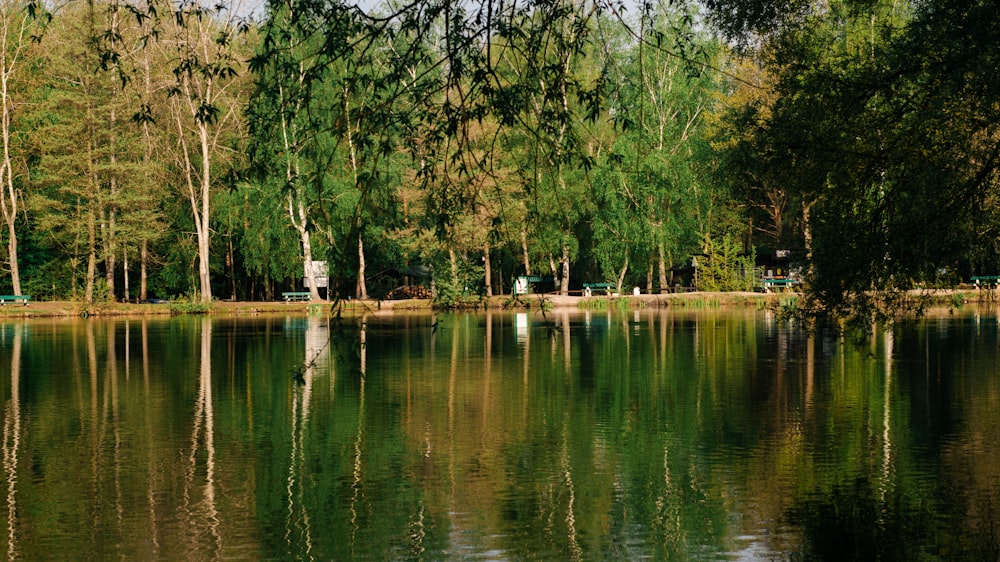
[0, 0, 997, 319]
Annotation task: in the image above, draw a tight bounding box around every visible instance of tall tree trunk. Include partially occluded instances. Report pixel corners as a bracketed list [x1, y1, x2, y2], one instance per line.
[197, 232, 211, 302]
[616, 254, 629, 294]
[103, 210, 116, 298]
[105, 7, 118, 300]
[345, 82, 368, 302]
[104, 217, 116, 299]
[71, 200, 82, 300]
[2, 219, 16, 295]
[139, 41, 154, 304]
[177, 107, 214, 304]
[658, 242, 668, 292]
[85, 109, 98, 303]
[521, 230, 531, 275]
[86, 200, 97, 304]
[803, 200, 814, 278]
[560, 244, 570, 295]
[123, 246, 129, 302]
[140, 240, 148, 301]
[228, 237, 236, 300]
[279, 73, 321, 301]
[483, 240, 493, 297]
[197, 123, 212, 303]
[298, 220, 320, 300]
[357, 234, 367, 299]
[647, 262, 654, 293]
[449, 247, 459, 287]
[168, 8, 243, 306]
[0, 11, 21, 296]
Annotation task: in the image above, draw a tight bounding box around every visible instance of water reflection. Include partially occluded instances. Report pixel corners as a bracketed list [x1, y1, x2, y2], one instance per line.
[350, 316, 367, 558]
[285, 316, 328, 560]
[2, 325, 21, 561]
[183, 318, 220, 559]
[0, 309, 997, 559]
[141, 319, 160, 558]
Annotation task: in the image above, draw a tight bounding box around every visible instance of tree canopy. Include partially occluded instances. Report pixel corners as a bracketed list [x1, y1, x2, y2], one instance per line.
[716, 0, 1000, 323]
[0, 0, 996, 321]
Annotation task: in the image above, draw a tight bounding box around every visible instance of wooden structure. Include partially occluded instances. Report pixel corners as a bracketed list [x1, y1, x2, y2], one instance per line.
[387, 285, 432, 300]
[514, 275, 556, 295]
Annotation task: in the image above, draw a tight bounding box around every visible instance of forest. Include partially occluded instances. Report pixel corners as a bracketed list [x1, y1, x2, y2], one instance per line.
[0, 0, 998, 320]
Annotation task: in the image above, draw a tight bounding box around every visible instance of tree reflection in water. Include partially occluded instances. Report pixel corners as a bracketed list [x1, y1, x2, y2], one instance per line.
[2, 325, 21, 561]
[182, 318, 220, 558]
[0, 309, 996, 559]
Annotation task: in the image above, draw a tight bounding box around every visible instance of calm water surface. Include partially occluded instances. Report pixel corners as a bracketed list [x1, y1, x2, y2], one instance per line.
[0, 308, 998, 560]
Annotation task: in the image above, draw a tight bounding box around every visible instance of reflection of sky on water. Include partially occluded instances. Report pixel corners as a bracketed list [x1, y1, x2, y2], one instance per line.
[515, 312, 528, 344]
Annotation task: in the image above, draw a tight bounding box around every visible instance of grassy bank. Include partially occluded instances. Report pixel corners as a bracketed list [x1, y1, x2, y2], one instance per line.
[0, 288, 992, 319]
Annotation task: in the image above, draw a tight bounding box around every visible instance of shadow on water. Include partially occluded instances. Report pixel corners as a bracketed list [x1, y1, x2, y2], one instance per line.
[789, 473, 1000, 561]
[787, 477, 942, 561]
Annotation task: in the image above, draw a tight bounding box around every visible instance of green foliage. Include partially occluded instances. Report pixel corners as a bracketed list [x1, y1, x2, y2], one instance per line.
[167, 297, 213, 315]
[675, 296, 722, 309]
[432, 255, 485, 309]
[697, 234, 757, 292]
[90, 278, 112, 304]
[12, 0, 998, 314]
[215, 184, 300, 291]
[719, 0, 1000, 321]
[950, 292, 968, 310]
[577, 297, 610, 311]
[586, 4, 724, 292]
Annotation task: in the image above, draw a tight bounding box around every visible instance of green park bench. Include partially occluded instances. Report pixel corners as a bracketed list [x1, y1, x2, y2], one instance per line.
[281, 292, 312, 302]
[760, 277, 800, 292]
[583, 283, 615, 295]
[0, 295, 30, 306]
[972, 276, 1000, 288]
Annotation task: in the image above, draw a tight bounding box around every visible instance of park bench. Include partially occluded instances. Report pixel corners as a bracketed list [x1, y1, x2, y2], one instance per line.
[760, 277, 800, 293]
[0, 295, 30, 306]
[583, 283, 615, 296]
[972, 276, 1000, 288]
[281, 292, 312, 302]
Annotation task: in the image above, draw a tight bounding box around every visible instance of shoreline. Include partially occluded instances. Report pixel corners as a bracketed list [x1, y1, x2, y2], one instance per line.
[0, 288, 992, 318]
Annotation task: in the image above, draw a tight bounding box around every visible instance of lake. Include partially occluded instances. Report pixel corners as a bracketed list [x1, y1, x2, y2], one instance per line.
[0, 307, 998, 560]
